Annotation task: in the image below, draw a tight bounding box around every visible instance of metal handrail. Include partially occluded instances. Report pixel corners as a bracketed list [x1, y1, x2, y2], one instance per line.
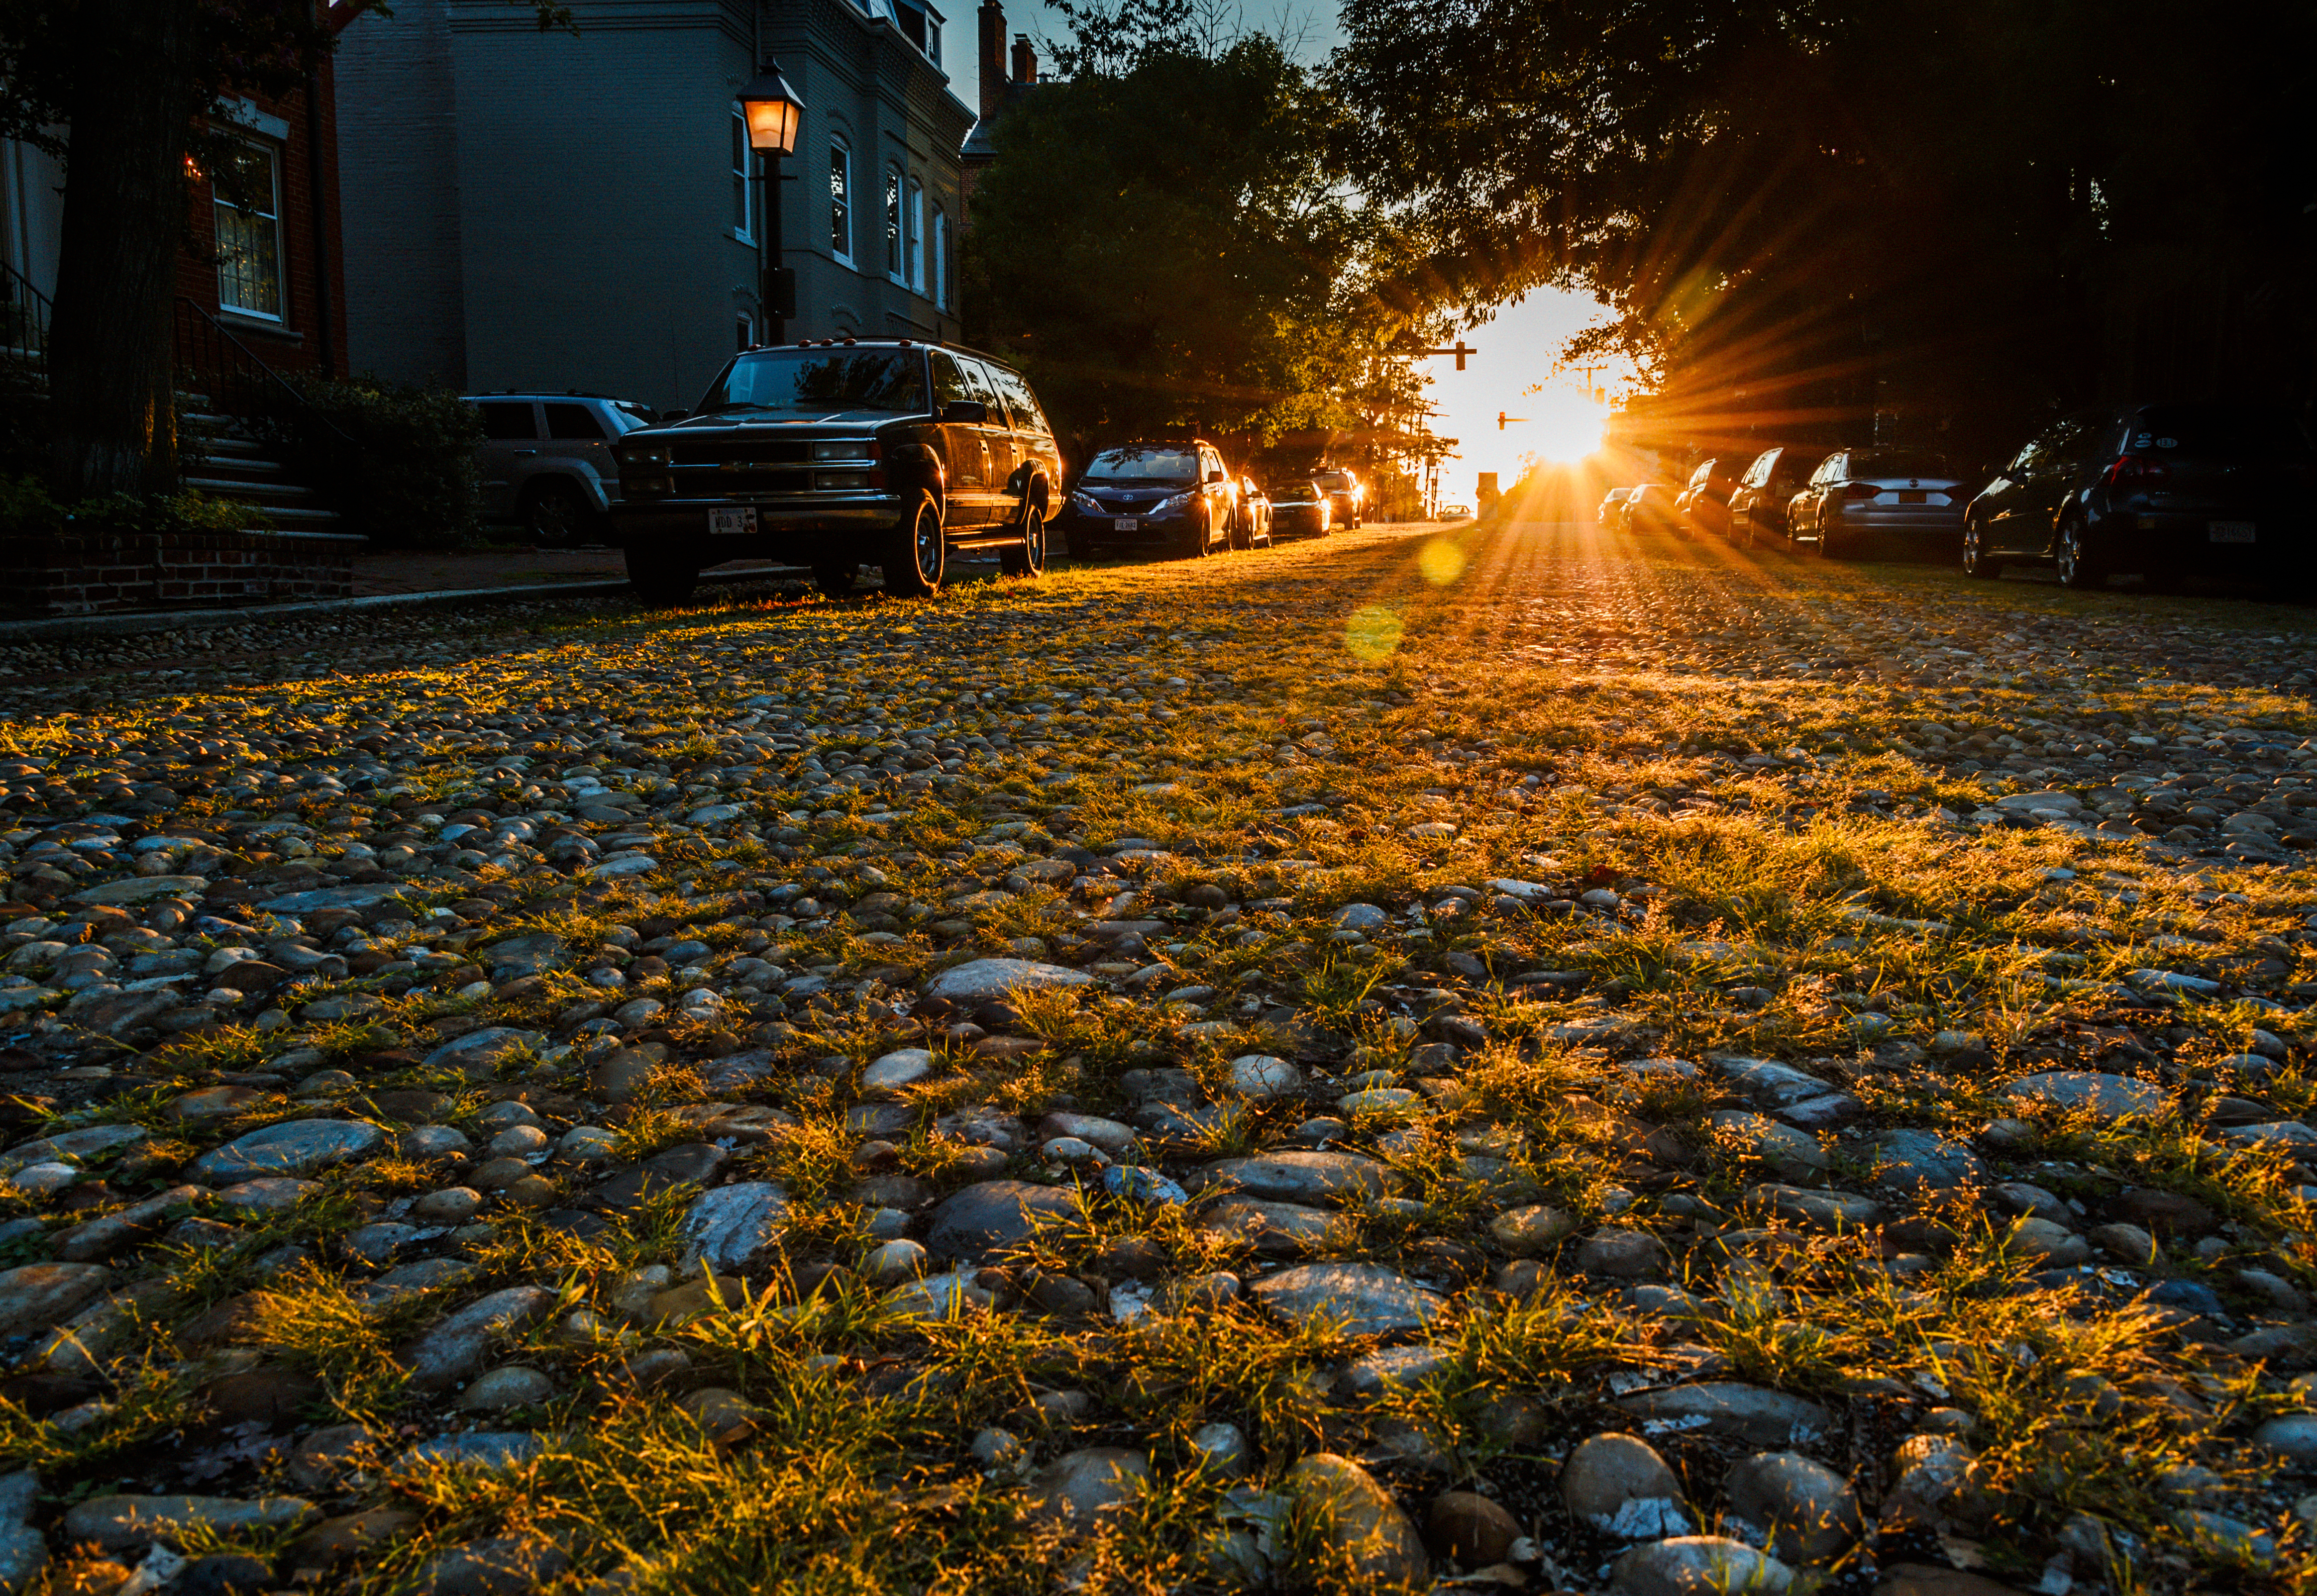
[0, 260, 50, 366]
[172, 295, 353, 445]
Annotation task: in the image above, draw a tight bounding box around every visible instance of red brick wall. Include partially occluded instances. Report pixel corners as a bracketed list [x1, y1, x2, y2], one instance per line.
[0, 529, 356, 615]
[176, 60, 349, 381]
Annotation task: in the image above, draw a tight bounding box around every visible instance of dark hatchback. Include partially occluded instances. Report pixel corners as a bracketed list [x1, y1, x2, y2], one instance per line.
[609, 340, 1061, 603]
[1964, 402, 2317, 588]
[1057, 441, 1237, 559]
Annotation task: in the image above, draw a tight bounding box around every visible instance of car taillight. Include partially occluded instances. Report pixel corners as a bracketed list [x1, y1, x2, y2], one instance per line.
[1843, 482, 1880, 499]
[2106, 453, 2169, 486]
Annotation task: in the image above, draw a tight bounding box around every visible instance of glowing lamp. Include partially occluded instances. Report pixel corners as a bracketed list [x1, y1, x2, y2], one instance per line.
[738, 61, 805, 154]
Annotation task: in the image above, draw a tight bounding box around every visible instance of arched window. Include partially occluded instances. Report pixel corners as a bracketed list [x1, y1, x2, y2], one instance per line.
[884, 165, 903, 282]
[829, 138, 853, 266]
[907, 178, 925, 293]
[729, 108, 754, 243]
[932, 207, 949, 310]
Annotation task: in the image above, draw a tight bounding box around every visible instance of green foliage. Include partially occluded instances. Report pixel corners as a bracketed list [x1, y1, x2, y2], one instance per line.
[965, 20, 1441, 467]
[0, 469, 257, 546]
[251, 376, 485, 549]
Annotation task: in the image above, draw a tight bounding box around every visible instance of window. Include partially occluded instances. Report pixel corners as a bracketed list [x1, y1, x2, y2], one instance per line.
[932, 207, 949, 310]
[908, 179, 925, 293]
[885, 165, 903, 281]
[829, 140, 853, 265]
[731, 110, 755, 243]
[475, 401, 537, 440]
[988, 366, 1048, 435]
[928, 350, 971, 408]
[214, 141, 284, 320]
[955, 356, 1003, 418]
[545, 402, 609, 441]
[737, 314, 756, 351]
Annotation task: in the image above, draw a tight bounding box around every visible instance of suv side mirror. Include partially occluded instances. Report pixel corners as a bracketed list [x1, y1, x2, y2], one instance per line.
[1205, 467, 1226, 483]
[661, 409, 688, 422]
[941, 400, 988, 424]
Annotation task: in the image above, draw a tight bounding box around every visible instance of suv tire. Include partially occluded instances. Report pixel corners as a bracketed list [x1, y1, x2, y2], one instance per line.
[627, 540, 702, 605]
[524, 479, 592, 547]
[1000, 499, 1048, 578]
[882, 492, 948, 598]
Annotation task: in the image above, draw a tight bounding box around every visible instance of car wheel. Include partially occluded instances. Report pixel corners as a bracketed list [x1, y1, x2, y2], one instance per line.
[2055, 514, 2105, 590]
[1962, 522, 2003, 579]
[1175, 509, 1212, 559]
[1819, 520, 1850, 558]
[523, 479, 591, 547]
[881, 492, 948, 597]
[1227, 509, 1252, 551]
[1000, 500, 1048, 578]
[627, 540, 701, 605]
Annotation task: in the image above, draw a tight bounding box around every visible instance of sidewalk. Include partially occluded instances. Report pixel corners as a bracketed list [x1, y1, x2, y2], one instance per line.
[351, 542, 631, 595]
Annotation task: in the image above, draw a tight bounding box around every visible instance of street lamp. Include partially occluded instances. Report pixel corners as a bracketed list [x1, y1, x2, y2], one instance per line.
[737, 60, 806, 345]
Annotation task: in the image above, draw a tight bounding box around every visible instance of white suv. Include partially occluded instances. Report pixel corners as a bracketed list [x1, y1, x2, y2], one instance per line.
[465, 392, 660, 544]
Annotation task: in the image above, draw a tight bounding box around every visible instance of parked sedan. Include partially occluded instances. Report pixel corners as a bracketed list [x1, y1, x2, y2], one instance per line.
[1268, 478, 1332, 538]
[1788, 449, 1971, 558]
[1727, 445, 1816, 547]
[1597, 487, 1629, 525]
[1057, 440, 1236, 559]
[1964, 403, 2315, 587]
[1314, 467, 1366, 529]
[1619, 483, 1677, 534]
[1674, 457, 1740, 538]
[1233, 476, 1273, 548]
[467, 391, 659, 544]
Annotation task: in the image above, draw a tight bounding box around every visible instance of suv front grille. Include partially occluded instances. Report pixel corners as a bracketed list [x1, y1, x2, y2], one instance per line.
[670, 440, 811, 466]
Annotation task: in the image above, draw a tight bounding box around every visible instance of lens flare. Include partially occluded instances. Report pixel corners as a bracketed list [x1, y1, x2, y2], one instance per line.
[1417, 538, 1468, 585]
[1345, 605, 1404, 662]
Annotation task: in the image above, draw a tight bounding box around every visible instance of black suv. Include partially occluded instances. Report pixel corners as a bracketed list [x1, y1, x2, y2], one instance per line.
[1963, 402, 2316, 588]
[1057, 440, 1238, 559]
[610, 339, 1063, 602]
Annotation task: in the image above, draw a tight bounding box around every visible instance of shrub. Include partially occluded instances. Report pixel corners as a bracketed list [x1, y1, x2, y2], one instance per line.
[0, 471, 256, 540]
[250, 376, 482, 549]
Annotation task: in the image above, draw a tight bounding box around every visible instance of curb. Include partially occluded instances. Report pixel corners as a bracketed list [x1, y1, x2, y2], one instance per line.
[0, 563, 808, 646]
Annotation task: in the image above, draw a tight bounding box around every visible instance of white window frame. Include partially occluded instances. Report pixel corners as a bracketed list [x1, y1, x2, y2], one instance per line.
[932, 206, 949, 310]
[829, 137, 854, 267]
[730, 108, 756, 244]
[214, 138, 285, 322]
[908, 178, 926, 293]
[884, 164, 903, 283]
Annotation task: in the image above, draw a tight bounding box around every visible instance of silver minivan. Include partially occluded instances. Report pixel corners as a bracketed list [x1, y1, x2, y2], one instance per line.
[465, 392, 659, 544]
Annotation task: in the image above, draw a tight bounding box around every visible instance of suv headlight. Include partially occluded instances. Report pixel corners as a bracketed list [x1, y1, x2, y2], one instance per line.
[812, 439, 879, 463]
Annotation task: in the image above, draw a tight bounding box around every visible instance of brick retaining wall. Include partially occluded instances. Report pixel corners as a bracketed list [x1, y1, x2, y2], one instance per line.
[0, 527, 362, 615]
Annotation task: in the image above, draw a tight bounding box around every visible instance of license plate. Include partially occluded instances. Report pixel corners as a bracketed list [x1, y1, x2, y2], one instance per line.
[2210, 520, 2256, 543]
[1898, 491, 1926, 504]
[709, 506, 756, 536]
[1113, 517, 1139, 531]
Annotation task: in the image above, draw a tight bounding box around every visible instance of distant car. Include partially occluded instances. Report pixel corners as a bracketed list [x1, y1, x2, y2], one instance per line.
[1597, 487, 1629, 525]
[1268, 477, 1332, 539]
[1727, 446, 1815, 547]
[1057, 440, 1236, 559]
[1620, 483, 1677, 533]
[1233, 476, 1273, 548]
[1314, 467, 1366, 529]
[1673, 457, 1740, 538]
[466, 391, 660, 544]
[1964, 403, 2316, 587]
[1788, 449, 1971, 559]
[1440, 503, 1473, 520]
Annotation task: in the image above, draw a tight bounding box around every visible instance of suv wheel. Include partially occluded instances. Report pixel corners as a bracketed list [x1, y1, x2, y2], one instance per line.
[1000, 500, 1048, 578]
[524, 479, 591, 546]
[1962, 522, 2002, 579]
[2055, 514, 2106, 589]
[627, 539, 701, 605]
[813, 563, 862, 598]
[882, 492, 948, 598]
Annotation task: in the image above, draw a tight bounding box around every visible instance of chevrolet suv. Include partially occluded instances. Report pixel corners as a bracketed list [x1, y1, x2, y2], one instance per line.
[608, 340, 1062, 603]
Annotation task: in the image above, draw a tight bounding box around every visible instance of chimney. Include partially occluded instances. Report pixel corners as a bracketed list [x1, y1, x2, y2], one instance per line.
[1011, 32, 1037, 85]
[978, 1, 1006, 121]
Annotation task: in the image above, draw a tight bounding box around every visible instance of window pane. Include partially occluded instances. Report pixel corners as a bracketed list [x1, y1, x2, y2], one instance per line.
[830, 145, 850, 259]
[908, 181, 924, 291]
[885, 168, 900, 275]
[545, 402, 608, 440]
[213, 142, 282, 318]
[476, 402, 537, 440]
[928, 351, 970, 407]
[933, 210, 947, 309]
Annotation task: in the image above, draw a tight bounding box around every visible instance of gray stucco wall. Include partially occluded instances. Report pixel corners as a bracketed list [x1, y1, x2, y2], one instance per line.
[336, 0, 973, 415]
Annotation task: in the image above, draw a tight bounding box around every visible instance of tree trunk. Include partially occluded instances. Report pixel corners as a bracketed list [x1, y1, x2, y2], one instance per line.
[46, 0, 202, 499]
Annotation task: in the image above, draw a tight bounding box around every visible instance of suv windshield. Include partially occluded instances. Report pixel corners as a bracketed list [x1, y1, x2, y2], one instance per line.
[1086, 447, 1197, 483]
[1847, 451, 1954, 480]
[697, 349, 927, 417]
[610, 402, 657, 432]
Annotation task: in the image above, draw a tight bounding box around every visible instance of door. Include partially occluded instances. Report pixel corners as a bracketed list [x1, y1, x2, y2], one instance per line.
[927, 351, 987, 527]
[473, 399, 540, 521]
[985, 363, 1060, 524]
[960, 358, 1019, 523]
[540, 401, 615, 508]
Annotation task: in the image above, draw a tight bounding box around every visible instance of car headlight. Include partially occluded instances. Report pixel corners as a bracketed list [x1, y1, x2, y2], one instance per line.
[812, 439, 879, 463]
[1068, 492, 1101, 513]
[1157, 492, 1193, 513]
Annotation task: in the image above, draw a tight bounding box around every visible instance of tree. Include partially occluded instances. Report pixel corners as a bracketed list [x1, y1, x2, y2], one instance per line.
[966, 8, 1445, 473]
[1329, 0, 2317, 457]
[0, 0, 566, 499]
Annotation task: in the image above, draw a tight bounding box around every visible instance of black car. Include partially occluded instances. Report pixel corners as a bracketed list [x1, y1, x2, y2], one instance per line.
[1058, 440, 1237, 559]
[1673, 456, 1740, 537]
[1313, 467, 1366, 529]
[1726, 445, 1815, 547]
[1963, 402, 2316, 588]
[609, 339, 1061, 603]
[1268, 478, 1332, 539]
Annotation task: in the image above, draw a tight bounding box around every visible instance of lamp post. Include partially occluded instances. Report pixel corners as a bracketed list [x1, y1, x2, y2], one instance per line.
[737, 60, 806, 345]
